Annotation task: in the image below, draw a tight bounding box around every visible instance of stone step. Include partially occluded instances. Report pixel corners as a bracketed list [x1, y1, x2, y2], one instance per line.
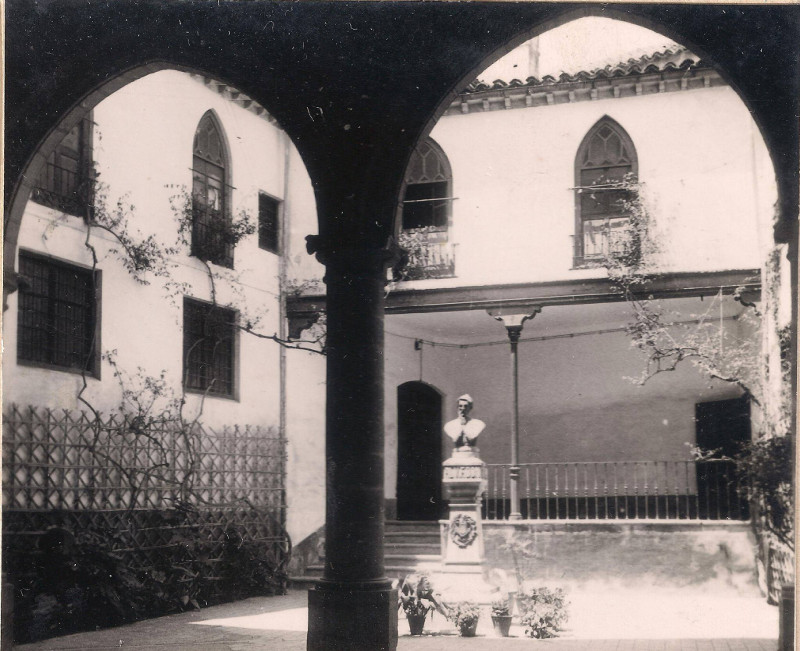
[288, 575, 319, 589]
[302, 553, 442, 573]
[292, 521, 446, 587]
[385, 520, 441, 532]
[385, 536, 440, 548]
[387, 553, 442, 563]
[385, 542, 442, 554]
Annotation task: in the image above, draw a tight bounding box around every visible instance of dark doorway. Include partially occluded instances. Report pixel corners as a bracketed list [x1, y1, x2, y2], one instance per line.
[397, 382, 443, 520]
[695, 396, 751, 519]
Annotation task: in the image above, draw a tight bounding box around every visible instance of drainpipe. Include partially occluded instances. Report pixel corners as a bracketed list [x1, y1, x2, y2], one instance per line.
[279, 131, 291, 531]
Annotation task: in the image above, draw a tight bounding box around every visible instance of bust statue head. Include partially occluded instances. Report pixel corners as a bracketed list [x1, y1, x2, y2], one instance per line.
[457, 394, 473, 420]
[444, 394, 485, 451]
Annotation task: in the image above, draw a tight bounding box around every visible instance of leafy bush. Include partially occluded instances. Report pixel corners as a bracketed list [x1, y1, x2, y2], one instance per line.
[7, 518, 288, 644]
[397, 574, 437, 617]
[518, 587, 569, 639]
[11, 526, 148, 642]
[447, 601, 481, 635]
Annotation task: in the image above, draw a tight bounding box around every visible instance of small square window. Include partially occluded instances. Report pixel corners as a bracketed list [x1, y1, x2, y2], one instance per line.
[17, 251, 99, 374]
[183, 297, 237, 397]
[258, 193, 281, 254]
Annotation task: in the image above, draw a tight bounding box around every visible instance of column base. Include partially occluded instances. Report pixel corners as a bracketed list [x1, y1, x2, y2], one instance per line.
[308, 581, 398, 651]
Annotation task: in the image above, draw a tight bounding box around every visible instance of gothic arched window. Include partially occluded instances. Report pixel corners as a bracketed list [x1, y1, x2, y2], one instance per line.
[395, 138, 456, 280]
[574, 118, 638, 265]
[192, 112, 233, 267]
[402, 138, 452, 234]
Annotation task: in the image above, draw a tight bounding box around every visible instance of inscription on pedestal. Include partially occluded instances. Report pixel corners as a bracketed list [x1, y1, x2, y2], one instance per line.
[443, 465, 484, 480]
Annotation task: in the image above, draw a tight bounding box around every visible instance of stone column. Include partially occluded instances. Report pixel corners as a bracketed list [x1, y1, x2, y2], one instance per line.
[306, 240, 398, 651]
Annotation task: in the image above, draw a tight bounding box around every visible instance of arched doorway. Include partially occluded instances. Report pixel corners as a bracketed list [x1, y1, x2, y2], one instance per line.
[396, 381, 443, 521]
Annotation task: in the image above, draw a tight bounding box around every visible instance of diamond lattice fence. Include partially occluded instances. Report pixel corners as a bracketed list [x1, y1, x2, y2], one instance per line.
[3, 404, 289, 641]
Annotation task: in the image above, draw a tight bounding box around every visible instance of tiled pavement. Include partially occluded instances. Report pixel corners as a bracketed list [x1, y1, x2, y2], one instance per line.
[14, 589, 779, 651]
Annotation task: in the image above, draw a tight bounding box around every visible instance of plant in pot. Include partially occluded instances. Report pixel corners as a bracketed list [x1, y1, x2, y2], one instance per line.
[518, 586, 569, 639]
[491, 598, 513, 637]
[397, 574, 440, 636]
[448, 601, 481, 637]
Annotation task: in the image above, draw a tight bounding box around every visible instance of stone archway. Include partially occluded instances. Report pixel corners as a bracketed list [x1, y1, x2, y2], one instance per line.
[5, 4, 797, 650]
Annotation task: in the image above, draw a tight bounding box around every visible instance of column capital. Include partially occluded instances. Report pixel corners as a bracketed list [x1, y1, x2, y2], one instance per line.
[305, 234, 402, 280]
[487, 305, 542, 333]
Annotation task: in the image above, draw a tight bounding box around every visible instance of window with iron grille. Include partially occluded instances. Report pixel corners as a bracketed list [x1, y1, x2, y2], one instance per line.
[574, 117, 638, 266]
[31, 115, 94, 216]
[258, 193, 281, 254]
[183, 297, 237, 397]
[394, 138, 457, 281]
[17, 251, 98, 374]
[401, 138, 452, 233]
[192, 112, 233, 268]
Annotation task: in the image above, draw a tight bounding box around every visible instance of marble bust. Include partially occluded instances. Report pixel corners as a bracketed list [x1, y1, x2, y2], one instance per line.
[443, 394, 486, 448]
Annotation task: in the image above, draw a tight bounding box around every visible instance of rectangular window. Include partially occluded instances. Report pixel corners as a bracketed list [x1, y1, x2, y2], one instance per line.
[32, 116, 94, 216]
[183, 297, 236, 397]
[17, 251, 98, 374]
[258, 193, 281, 254]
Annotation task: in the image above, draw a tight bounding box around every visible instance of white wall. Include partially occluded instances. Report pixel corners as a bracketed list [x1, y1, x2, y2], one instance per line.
[5, 71, 288, 427]
[285, 349, 327, 543]
[399, 85, 773, 289]
[3, 70, 324, 543]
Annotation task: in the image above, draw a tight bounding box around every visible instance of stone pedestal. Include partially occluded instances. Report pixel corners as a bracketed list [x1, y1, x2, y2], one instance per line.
[441, 447, 487, 572]
[437, 447, 496, 602]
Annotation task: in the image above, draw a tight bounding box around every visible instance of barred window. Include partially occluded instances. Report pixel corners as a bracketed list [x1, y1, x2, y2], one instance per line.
[192, 112, 233, 267]
[258, 193, 281, 254]
[402, 138, 452, 233]
[183, 298, 236, 397]
[574, 117, 638, 265]
[32, 115, 94, 216]
[17, 251, 98, 374]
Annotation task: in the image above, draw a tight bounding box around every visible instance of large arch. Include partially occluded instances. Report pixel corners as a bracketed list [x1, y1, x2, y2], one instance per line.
[6, 4, 798, 650]
[6, 4, 798, 250]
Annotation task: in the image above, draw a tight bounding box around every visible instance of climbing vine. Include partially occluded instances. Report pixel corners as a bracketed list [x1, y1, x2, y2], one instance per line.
[603, 176, 793, 562]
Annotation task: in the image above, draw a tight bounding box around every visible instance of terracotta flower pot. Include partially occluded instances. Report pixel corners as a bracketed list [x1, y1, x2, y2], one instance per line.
[459, 619, 479, 637]
[492, 614, 513, 637]
[407, 612, 426, 636]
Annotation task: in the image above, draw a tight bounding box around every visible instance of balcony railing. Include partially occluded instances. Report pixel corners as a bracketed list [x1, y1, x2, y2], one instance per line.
[395, 229, 456, 281]
[31, 162, 90, 216]
[574, 218, 635, 266]
[192, 206, 234, 268]
[484, 460, 748, 521]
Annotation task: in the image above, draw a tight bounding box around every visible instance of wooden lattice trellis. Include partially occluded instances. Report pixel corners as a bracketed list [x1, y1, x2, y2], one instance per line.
[3, 403, 289, 626]
[759, 528, 795, 604]
[3, 404, 285, 513]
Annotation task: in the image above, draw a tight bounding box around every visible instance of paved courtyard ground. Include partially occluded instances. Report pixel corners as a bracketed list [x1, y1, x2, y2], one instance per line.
[15, 588, 778, 651]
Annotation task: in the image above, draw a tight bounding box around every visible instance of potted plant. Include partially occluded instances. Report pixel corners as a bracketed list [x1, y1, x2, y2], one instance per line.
[517, 587, 569, 639]
[491, 598, 513, 637]
[397, 574, 440, 636]
[448, 601, 481, 637]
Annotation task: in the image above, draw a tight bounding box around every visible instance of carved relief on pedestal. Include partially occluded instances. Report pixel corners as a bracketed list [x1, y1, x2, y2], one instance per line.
[449, 513, 478, 549]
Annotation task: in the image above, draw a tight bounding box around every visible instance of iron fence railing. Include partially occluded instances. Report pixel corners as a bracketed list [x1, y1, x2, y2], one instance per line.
[398, 240, 456, 280]
[484, 460, 748, 521]
[31, 162, 90, 216]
